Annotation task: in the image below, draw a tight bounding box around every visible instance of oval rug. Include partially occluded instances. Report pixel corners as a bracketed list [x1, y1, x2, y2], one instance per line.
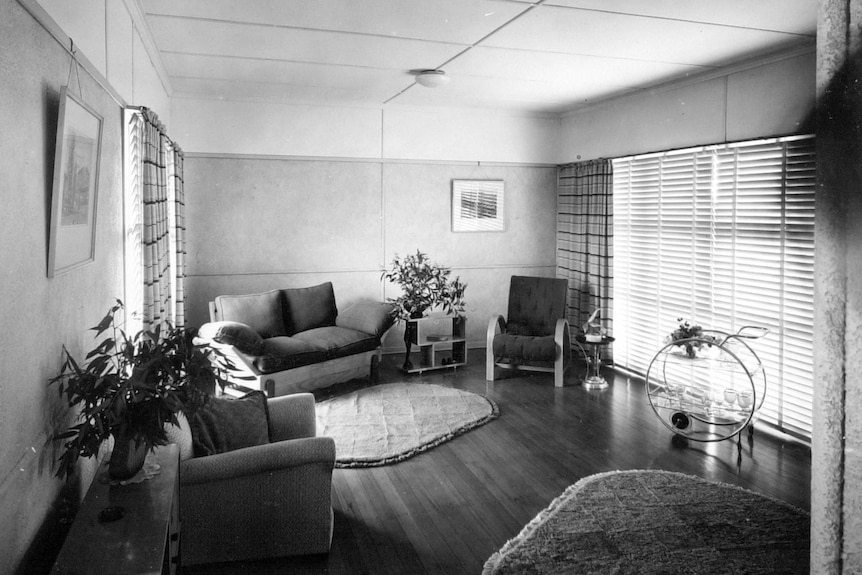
[483, 469, 810, 575]
[316, 382, 499, 467]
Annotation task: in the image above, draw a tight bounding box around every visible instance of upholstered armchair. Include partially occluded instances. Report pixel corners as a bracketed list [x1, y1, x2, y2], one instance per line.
[486, 275, 571, 387]
[171, 393, 336, 565]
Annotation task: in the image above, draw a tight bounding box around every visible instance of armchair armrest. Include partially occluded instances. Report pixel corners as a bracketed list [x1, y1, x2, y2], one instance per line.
[180, 436, 335, 485]
[554, 318, 571, 388]
[267, 393, 317, 441]
[336, 301, 396, 337]
[486, 315, 505, 381]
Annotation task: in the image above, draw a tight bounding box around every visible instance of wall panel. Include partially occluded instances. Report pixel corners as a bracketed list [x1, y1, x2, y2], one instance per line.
[560, 50, 815, 161]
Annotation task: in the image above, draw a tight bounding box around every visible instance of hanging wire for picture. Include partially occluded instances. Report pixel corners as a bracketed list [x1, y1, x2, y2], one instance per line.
[66, 38, 84, 100]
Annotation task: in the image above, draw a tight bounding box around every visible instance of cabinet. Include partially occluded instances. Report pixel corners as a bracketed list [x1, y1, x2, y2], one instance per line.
[645, 326, 768, 443]
[402, 315, 467, 374]
[51, 444, 181, 575]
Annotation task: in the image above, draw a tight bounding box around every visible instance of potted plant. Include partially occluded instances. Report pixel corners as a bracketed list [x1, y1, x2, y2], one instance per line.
[381, 250, 467, 369]
[666, 317, 718, 359]
[49, 299, 230, 480]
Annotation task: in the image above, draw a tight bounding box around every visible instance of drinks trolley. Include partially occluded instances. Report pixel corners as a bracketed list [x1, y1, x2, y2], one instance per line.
[645, 326, 769, 444]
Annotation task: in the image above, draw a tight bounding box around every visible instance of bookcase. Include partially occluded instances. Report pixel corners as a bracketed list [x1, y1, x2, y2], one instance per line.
[402, 315, 467, 374]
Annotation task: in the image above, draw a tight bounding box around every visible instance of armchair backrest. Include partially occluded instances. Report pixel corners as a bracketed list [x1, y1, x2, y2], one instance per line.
[505, 275, 568, 337]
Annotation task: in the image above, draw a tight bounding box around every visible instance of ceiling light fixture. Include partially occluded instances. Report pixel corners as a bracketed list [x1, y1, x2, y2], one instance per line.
[415, 69, 450, 88]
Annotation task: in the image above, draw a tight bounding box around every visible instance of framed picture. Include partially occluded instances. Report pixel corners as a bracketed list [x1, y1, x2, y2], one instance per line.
[452, 180, 505, 232]
[48, 86, 103, 277]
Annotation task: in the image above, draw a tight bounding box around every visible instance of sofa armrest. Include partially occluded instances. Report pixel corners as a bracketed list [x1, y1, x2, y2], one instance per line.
[181, 436, 335, 485]
[267, 393, 317, 441]
[336, 301, 396, 337]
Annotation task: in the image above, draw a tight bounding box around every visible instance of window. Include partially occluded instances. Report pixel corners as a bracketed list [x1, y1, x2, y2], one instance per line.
[612, 135, 816, 440]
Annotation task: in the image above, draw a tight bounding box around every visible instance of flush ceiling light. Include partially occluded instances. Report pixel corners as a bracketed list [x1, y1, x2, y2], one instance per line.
[415, 69, 450, 88]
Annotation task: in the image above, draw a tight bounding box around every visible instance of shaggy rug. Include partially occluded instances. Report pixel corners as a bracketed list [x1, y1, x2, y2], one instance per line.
[483, 469, 810, 575]
[316, 382, 499, 467]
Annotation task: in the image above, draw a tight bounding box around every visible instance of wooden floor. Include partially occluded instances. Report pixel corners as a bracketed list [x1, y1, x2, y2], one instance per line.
[182, 351, 811, 575]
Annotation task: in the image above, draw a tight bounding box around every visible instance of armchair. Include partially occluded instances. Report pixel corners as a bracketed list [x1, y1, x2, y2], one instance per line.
[176, 393, 336, 565]
[486, 275, 571, 387]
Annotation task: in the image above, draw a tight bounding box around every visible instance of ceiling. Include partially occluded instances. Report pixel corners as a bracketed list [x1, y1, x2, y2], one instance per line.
[139, 0, 817, 116]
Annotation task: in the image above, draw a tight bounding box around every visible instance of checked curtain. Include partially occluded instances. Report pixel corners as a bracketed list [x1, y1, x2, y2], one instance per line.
[124, 107, 186, 330]
[556, 159, 614, 362]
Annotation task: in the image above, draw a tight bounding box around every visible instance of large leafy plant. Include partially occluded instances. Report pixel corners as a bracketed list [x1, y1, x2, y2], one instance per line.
[49, 300, 230, 478]
[381, 250, 467, 322]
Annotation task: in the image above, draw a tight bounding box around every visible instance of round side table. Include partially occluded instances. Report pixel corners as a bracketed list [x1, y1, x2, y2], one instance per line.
[575, 335, 615, 390]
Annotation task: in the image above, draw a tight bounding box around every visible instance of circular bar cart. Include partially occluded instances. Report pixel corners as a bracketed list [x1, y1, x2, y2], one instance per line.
[645, 326, 769, 447]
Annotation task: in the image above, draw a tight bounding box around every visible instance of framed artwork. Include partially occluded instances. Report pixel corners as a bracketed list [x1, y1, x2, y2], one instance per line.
[48, 86, 103, 277]
[452, 180, 505, 232]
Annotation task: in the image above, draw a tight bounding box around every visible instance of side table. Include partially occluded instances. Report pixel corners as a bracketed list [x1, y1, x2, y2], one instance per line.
[575, 335, 615, 390]
[51, 444, 180, 574]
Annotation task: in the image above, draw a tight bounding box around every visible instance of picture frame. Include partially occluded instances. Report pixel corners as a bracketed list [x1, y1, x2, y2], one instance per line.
[452, 179, 505, 232]
[48, 86, 103, 277]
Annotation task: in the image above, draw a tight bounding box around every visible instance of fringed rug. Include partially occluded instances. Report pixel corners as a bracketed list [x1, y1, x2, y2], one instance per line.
[316, 382, 499, 468]
[483, 469, 810, 575]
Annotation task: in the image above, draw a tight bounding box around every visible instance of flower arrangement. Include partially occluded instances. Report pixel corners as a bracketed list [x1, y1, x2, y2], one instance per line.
[381, 250, 467, 322]
[666, 317, 718, 358]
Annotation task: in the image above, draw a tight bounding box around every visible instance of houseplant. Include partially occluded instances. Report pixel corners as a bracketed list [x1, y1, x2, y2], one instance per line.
[381, 250, 467, 322]
[381, 251, 467, 369]
[49, 299, 230, 480]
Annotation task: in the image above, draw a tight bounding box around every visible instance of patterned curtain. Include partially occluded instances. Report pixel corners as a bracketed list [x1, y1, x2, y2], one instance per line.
[126, 108, 185, 330]
[556, 159, 614, 361]
[169, 145, 187, 328]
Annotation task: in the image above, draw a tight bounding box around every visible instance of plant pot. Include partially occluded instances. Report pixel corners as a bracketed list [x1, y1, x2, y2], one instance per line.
[108, 435, 148, 480]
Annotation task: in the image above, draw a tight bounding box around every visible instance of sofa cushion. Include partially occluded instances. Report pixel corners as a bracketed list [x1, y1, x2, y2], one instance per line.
[188, 391, 270, 457]
[198, 321, 265, 355]
[293, 326, 380, 358]
[254, 336, 329, 373]
[282, 282, 337, 335]
[493, 333, 558, 363]
[336, 301, 395, 337]
[215, 290, 287, 338]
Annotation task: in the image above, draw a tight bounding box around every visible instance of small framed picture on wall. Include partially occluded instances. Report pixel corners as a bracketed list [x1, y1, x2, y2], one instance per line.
[452, 180, 504, 232]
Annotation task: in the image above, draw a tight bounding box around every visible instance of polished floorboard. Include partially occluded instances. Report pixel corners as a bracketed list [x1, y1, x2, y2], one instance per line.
[182, 351, 811, 575]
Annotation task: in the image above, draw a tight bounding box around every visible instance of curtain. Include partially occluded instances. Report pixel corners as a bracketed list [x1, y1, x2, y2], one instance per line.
[169, 145, 187, 328]
[125, 108, 185, 331]
[556, 159, 613, 361]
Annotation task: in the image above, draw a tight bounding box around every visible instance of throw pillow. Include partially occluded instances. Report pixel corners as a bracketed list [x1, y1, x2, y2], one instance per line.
[188, 391, 270, 457]
[215, 290, 287, 338]
[198, 321, 265, 355]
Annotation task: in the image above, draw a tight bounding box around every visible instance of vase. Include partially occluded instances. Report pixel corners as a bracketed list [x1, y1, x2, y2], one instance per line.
[108, 435, 148, 480]
[403, 319, 419, 371]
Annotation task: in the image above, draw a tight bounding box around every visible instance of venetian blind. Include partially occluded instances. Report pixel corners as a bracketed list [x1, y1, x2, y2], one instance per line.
[612, 135, 816, 440]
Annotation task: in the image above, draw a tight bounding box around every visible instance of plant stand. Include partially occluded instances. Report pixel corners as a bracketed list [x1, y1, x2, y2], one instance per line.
[401, 315, 467, 374]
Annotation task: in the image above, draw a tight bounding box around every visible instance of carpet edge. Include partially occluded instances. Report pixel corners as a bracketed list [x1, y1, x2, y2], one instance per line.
[481, 468, 809, 575]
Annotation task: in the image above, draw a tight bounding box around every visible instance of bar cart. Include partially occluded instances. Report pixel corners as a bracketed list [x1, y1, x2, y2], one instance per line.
[645, 326, 769, 446]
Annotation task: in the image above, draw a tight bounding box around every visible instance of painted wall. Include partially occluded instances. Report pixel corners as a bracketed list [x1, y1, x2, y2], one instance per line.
[173, 98, 561, 350]
[0, 0, 170, 572]
[183, 156, 557, 350]
[560, 50, 815, 162]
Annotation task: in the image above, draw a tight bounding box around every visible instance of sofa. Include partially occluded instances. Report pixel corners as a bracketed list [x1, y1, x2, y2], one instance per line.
[168, 392, 336, 564]
[197, 282, 395, 397]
